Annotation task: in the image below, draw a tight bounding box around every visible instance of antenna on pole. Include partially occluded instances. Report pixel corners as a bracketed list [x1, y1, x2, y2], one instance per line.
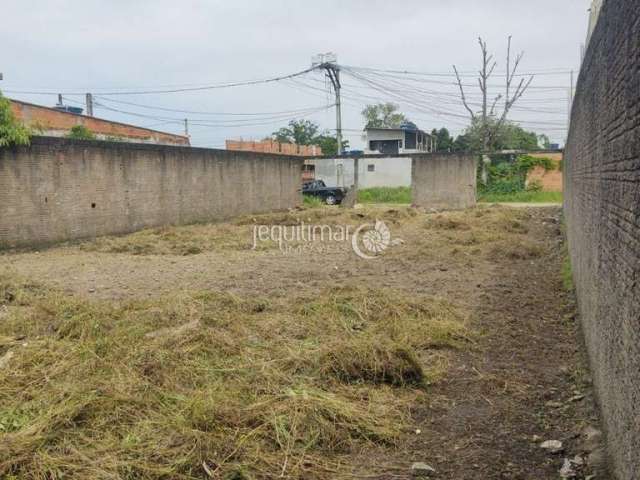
[312, 52, 343, 155]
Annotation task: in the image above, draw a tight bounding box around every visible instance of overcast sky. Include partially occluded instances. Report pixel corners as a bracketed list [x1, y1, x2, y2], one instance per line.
[1, 0, 591, 148]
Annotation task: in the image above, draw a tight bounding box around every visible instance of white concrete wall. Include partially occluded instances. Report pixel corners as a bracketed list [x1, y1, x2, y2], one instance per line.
[309, 157, 412, 188]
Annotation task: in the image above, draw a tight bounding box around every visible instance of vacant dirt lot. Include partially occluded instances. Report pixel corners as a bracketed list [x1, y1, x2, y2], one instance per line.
[0, 205, 608, 479]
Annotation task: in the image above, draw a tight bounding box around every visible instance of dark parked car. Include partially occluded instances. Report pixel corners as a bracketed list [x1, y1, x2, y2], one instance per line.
[302, 180, 347, 205]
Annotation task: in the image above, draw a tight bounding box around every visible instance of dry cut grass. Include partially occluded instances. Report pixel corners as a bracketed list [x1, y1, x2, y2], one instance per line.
[406, 205, 546, 266]
[0, 276, 471, 479]
[78, 206, 420, 256]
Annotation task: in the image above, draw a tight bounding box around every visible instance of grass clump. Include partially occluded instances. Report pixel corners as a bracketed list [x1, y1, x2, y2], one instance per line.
[303, 194, 325, 207]
[322, 340, 424, 386]
[81, 223, 251, 255]
[478, 190, 563, 203]
[487, 239, 544, 261]
[0, 278, 470, 479]
[358, 187, 411, 204]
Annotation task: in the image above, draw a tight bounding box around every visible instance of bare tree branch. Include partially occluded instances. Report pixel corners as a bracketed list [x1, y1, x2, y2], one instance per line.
[505, 35, 511, 109]
[453, 35, 534, 156]
[453, 65, 475, 121]
[490, 94, 502, 117]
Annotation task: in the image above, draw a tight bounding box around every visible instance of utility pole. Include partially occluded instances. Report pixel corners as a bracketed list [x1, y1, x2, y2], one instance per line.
[183, 118, 189, 137]
[85, 93, 94, 116]
[312, 53, 343, 155]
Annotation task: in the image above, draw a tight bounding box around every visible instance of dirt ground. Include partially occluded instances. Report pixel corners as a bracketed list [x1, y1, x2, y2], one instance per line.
[0, 204, 609, 479]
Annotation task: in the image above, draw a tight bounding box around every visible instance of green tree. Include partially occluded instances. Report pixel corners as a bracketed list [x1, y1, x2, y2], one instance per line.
[0, 91, 31, 147]
[537, 134, 551, 149]
[272, 119, 319, 145]
[67, 125, 96, 140]
[430, 127, 454, 152]
[313, 134, 349, 156]
[361, 103, 407, 129]
[272, 119, 347, 155]
[453, 118, 540, 153]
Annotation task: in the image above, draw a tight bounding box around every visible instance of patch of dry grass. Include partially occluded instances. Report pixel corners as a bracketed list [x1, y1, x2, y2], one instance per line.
[80, 223, 253, 256]
[0, 276, 470, 479]
[78, 206, 420, 257]
[413, 206, 541, 263]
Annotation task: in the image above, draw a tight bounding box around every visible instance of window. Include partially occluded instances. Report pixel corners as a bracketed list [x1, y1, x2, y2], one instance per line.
[367, 164, 375, 172]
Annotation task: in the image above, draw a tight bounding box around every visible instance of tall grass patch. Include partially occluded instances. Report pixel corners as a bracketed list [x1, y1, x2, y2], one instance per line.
[357, 187, 411, 204]
[0, 276, 470, 479]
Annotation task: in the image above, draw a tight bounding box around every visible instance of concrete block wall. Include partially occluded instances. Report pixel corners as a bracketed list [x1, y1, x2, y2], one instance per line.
[0, 137, 302, 249]
[564, 0, 640, 478]
[411, 154, 476, 209]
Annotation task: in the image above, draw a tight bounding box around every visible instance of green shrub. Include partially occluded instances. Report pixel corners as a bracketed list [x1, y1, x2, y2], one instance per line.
[303, 194, 324, 207]
[526, 179, 543, 192]
[480, 154, 555, 196]
[67, 125, 95, 140]
[0, 91, 31, 147]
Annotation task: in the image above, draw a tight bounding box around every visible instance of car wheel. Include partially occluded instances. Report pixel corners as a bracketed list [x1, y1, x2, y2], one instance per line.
[325, 195, 337, 205]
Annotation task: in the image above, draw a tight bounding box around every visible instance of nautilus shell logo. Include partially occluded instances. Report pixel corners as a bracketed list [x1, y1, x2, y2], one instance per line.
[351, 220, 400, 259]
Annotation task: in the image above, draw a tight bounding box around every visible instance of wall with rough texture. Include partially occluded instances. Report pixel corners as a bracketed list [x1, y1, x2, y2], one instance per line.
[526, 152, 563, 192]
[11, 99, 189, 146]
[564, 0, 640, 478]
[0, 136, 302, 249]
[226, 139, 321, 156]
[411, 154, 476, 209]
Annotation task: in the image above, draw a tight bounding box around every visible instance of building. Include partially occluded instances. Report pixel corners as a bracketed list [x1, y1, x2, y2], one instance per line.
[363, 123, 434, 155]
[10, 98, 189, 146]
[226, 139, 321, 156]
[310, 156, 412, 189]
[304, 123, 434, 188]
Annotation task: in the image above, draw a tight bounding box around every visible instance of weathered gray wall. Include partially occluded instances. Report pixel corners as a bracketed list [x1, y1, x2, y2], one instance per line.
[564, 1, 640, 478]
[411, 154, 476, 209]
[0, 136, 302, 248]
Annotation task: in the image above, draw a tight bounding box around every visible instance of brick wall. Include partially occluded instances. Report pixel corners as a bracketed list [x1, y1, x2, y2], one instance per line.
[526, 152, 563, 192]
[411, 154, 477, 209]
[11, 99, 189, 146]
[226, 139, 321, 156]
[0, 137, 302, 248]
[564, 0, 640, 478]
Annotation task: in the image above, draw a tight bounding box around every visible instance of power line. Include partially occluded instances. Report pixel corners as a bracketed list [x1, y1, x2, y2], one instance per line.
[341, 64, 575, 78]
[3, 66, 317, 96]
[93, 95, 331, 116]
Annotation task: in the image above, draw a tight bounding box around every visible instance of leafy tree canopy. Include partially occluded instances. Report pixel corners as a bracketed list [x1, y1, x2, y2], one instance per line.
[271, 119, 348, 155]
[272, 119, 319, 145]
[537, 134, 552, 149]
[0, 91, 31, 147]
[313, 134, 349, 156]
[453, 118, 540, 153]
[361, 103, 407, 129]
[430, 127, 454, 152]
